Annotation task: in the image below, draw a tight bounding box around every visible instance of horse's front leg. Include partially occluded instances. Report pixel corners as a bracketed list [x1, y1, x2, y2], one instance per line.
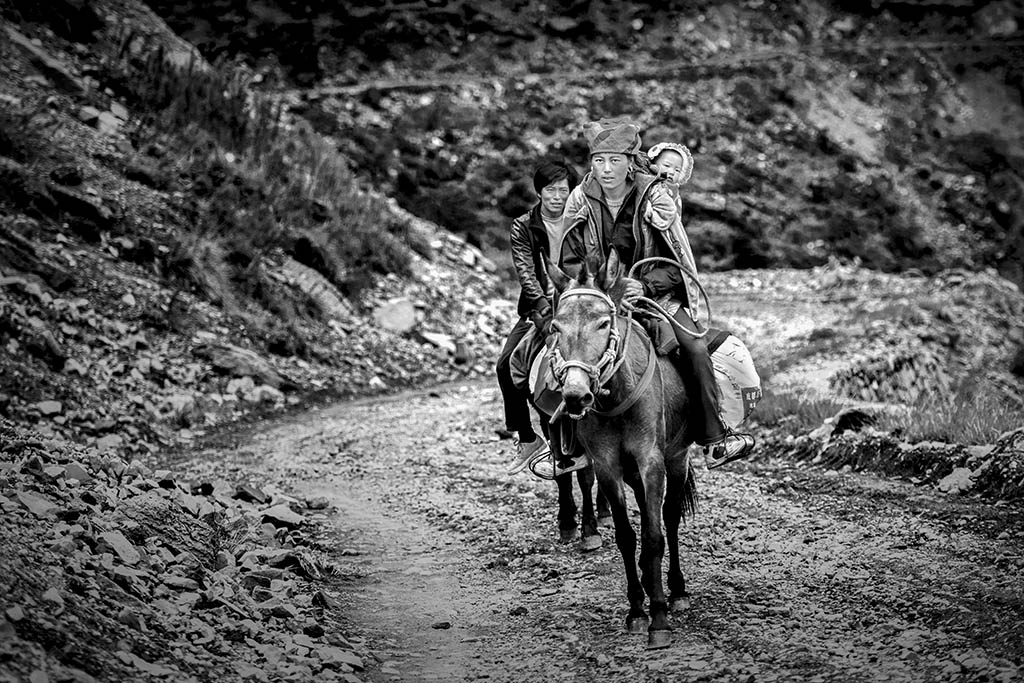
[594, 467, 647, 634]
[555, 471, 578, 543]
[664, 457, 696, 612]
[635, 455, 671, 650]
[576, 466, 602, 552]
[550, 421, 578, 542]
[596, 485, 612, 528]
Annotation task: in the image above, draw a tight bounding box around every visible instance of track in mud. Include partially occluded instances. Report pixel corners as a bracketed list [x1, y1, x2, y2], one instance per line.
[191, 382, 1024, 683]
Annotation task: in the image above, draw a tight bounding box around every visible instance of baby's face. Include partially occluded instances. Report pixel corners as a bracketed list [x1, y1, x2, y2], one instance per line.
[653, 150, 686, 186]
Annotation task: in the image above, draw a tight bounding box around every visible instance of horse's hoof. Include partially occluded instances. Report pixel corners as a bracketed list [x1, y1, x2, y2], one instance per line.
[578, 533, 602, 553]
[626, 616, 649, 634]
[597, 514, 613, 529]
[647, 630, 672, 650]
[670, 595, 691, 612]
[559, 528, 577, 544]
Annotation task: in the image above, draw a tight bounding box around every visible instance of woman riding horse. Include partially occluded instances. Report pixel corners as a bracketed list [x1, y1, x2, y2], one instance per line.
[559, 117, 754, 466]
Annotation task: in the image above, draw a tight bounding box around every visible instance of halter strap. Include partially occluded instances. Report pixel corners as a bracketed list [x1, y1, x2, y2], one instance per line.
[548, 288, 621, 391]
[591, 320, 657, 418]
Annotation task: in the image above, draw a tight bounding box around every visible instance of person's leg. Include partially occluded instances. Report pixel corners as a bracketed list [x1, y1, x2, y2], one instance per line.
[669, 309, 723, 445]
[669, 309, 753, 467]
[495, 317, 537, 443]
[496, 318, 550, 474]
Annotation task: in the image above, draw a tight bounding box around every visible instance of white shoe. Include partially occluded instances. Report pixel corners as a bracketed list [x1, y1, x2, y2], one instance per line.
[508, 437, 549, 475]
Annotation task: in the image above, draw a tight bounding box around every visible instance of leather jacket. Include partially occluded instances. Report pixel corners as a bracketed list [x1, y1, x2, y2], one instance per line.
[509, 204, 553, 318]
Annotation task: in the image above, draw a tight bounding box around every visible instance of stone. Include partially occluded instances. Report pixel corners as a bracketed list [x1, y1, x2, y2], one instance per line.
[4, 27, 85, 95]
[98, 530, 141, 565]
[163, 575, 201, 591]
[36, 400, 63, 416]
[318, 645, 363, 671]
[226, 376, 255, 396]
[46, 183, 116, 228]
[214, 550, 235, 570]
[15, 491, 57, 518]
[95, 434, 123, 453]
[234, 483, 270, 504]
[261, 504, 304, 528]
[193, 342, 296, 389]
[41, 588, 64, 609]
[419, 331, 457, 354]
[245, 384, 284, 404]
[938, 467, 974, 495]
[109, 102, 129, 121]
[64, 461, 92, 483]
[372, 298, 418, 333]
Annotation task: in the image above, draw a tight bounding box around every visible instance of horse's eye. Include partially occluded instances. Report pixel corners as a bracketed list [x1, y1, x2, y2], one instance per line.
[550, 321, 562, 334]
[597, 319, 610, 330]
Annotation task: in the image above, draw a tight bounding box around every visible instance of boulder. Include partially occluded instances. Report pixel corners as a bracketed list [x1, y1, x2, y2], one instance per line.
[4, 27, 85, 95]
[372, 298, 418, 333]
[193, 342, 298, 390]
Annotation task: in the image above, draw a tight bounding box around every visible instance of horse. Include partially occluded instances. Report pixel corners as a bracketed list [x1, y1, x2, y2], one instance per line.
[544, 249, 698, 650]
[523, 401, 609, 552]
[552, 453, 611, 551]
[513, 321, 610, 552]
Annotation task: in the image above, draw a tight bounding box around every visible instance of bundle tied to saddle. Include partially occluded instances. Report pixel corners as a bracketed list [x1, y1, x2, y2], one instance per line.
[510, 322, 762, 431]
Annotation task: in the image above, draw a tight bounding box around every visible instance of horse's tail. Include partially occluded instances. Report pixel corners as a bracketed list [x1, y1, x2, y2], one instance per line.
[680, 459, 698, 520]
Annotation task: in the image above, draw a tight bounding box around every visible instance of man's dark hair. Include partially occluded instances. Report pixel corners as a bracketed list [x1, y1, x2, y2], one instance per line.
[533, 158, 579, 194]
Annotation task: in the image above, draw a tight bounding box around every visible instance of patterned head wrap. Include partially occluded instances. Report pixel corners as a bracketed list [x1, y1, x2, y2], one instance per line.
[583, 118, 642, 156]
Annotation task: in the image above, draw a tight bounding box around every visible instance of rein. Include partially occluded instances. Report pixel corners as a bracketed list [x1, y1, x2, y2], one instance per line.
[546, 257, 714, 422]
[628, 256, 712, 340]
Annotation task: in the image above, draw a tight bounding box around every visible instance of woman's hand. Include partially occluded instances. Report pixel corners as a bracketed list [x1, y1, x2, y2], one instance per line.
[618, 277, 644, 312]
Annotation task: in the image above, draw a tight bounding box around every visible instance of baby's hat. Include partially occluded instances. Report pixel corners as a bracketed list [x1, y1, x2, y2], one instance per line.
[648, 142, 694, 184]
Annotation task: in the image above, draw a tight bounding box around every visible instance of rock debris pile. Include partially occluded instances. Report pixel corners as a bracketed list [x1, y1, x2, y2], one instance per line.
[0, 420, 371, 683]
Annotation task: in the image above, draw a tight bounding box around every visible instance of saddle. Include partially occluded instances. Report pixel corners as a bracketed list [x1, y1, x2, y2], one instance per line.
[509, 325, 562, 416]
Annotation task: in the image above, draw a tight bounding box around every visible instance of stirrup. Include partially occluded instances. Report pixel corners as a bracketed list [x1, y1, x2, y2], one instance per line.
[704, 430, 755, 470]
[527, 449, 558, 481]
[529, 452, 588, 480]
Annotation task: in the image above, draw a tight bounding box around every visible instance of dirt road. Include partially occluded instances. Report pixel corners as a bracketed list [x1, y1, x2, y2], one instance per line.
[187, 378, 1023, 683]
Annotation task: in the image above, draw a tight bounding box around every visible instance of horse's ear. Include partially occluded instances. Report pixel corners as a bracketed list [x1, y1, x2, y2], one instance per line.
[577, 258, 591, 286]
[547, 258, 571, 294]
[599, 248, 624, 292]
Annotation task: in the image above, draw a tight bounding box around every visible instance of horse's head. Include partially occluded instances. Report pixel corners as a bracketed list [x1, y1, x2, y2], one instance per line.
[547, 249, 627, 419]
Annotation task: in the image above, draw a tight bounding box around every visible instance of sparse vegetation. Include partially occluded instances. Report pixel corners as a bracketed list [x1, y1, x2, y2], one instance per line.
[98, 28, 419, 317]
[749, 386, 848, 436]
[878, 377, 1023, 446]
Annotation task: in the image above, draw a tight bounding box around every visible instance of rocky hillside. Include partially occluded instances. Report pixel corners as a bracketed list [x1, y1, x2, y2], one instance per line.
[0, 0, 1020, 480]
[144, 0, 1024, 290]
[0, 0, 517, 462]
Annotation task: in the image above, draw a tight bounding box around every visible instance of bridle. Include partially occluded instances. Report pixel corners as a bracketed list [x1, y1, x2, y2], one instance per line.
[548, 284, 618, 397]
[545, 257, 710, 421]
[544, 286, 647, 419]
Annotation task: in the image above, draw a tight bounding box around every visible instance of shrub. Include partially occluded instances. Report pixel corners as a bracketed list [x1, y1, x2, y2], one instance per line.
[877, 377, 1022, 445]
[101, 33, 415, 313]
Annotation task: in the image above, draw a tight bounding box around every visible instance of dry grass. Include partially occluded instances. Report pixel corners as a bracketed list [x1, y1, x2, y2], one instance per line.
[877, 379, 1022, 446]
[100, 28, 416, 315]
[748, 385, 848, 436]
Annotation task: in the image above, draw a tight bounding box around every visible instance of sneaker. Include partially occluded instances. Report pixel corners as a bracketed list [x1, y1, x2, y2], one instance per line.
[508, 437, 550, 475]
[704, 432, 755, 469]
[529, 452, 588, 480]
